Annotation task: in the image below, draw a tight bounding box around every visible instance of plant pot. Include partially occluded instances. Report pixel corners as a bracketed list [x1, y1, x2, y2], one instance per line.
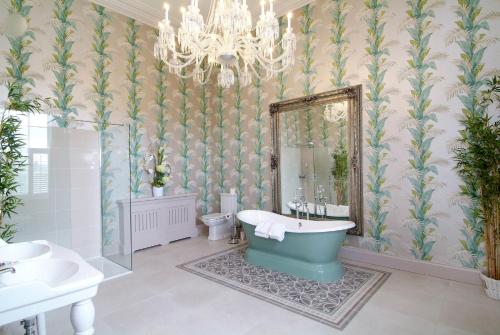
[152, 186, 164, 198]
[480, 273, 500, 300]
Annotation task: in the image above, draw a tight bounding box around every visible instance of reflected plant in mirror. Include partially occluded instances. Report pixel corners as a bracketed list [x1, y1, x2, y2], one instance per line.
[270, 85, 363, 235]
[327, 101, 349, 206]
[331, 141, 348, 205]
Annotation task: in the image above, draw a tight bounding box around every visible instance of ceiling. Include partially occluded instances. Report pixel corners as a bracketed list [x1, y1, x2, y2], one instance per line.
[92, 0, 313, 27]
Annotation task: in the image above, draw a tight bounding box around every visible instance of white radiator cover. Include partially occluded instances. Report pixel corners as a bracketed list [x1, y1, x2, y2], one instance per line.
[117, 193, 198, 253]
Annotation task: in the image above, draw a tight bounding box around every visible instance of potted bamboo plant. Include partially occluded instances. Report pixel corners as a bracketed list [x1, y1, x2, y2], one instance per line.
[0, 82, 48, 241]
[454, 76, 500, 299]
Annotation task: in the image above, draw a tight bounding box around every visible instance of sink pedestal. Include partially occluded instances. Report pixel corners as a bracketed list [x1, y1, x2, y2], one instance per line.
[70, 299, 95, 335]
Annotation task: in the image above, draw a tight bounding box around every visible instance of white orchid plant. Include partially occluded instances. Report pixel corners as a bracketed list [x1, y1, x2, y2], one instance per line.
[144, 144, 171, 188]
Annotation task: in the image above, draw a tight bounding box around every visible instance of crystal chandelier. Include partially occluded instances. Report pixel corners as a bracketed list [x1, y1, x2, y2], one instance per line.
[154, 0, 296, 88]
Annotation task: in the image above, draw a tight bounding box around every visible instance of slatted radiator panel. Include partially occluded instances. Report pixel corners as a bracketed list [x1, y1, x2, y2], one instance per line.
[133, 210, 159, 233]
[118, 193, 198, 253]
[166, 206, 190, 227]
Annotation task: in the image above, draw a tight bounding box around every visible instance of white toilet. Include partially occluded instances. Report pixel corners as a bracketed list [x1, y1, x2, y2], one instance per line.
[201, 193, 237, 241]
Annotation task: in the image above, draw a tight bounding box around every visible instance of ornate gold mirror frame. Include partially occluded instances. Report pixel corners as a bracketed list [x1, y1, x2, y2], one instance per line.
[270, 85, 363, 236]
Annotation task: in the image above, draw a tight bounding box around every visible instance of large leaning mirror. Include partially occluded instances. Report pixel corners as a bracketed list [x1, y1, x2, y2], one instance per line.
[270, 85, 363, 235]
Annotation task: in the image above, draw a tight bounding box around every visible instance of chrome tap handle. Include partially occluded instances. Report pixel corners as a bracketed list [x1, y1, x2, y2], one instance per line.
[304, 203, 310, 221]
[294, 187, 305, 220]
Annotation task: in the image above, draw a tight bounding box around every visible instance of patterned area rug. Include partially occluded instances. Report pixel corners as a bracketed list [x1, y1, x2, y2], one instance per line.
[178, 246, 390, 330]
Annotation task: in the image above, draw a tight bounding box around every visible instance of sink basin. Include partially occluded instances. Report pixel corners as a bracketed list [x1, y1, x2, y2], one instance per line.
[0, 242, 104, 332]
[0, 241, 52, 263]
[0, 259, 79, 287]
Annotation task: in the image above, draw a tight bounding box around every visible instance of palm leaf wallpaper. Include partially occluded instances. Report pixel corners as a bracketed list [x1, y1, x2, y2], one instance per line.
[216, 84, 226, 195]
[126, 18, 144, 198]
[453, 0, 492, 268]
[2, 0, 499, 270]
[198, 77, 211, 215]
[154, 55, 169, 192]
[252, 65, 266, 210]
[154, 58, 168, 146]
[51, 0, 77, 127]
[405, 0, 440, 261]
[330, 0, 350, 89]
[91, 4, 114, 246]
[363, 0, 393, 253]
[6, 0, 35, 98]
[233, 76, 246, 211]
[178, 70, 191, 193]
[276, 16, 292, 147]
[300, 4, 317, 144]
[329, 0, 350, 203]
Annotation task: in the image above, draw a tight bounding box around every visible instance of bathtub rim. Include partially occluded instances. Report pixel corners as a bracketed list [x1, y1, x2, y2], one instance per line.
[237, 209, 355, 234]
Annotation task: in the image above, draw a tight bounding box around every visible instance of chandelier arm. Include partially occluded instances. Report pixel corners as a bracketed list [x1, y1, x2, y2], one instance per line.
[236, 41, 292, 67]
[162, 56, 196, 69]
[255, 54, 292, 73]
[199, 63, 214, 85]
[241, 35, 294, 53]
[167, 52, 198, 61]
[170, 33, 220, 61]
[164, 61, 214, 82]
[244, 60, 261, 78]
[254, 46, 294, 68]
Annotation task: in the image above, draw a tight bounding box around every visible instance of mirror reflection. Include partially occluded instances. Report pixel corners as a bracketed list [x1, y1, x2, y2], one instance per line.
[279, 101, 350, 221]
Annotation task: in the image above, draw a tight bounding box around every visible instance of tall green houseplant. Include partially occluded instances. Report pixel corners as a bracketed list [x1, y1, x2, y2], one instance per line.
[454, 76, 500, 281]
[0, 83, 47, 241]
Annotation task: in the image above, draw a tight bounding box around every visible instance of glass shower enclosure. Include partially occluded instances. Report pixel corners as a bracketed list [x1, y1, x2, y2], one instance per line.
[9, 115, 132, 277]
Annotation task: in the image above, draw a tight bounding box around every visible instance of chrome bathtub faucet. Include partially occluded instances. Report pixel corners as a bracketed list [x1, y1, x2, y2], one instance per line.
[292, 199, 301, 220]
[319, 196, 328, 218]
[303, 202, 310, 221]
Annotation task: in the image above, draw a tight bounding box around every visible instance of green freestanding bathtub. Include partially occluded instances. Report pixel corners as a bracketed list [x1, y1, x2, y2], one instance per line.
[237, 210, 355, 282]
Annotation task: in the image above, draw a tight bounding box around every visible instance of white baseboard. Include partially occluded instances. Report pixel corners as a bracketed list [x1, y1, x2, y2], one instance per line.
[339, 246, 482, 285]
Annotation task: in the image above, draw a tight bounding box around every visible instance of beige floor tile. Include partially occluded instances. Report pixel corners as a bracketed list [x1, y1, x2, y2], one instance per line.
[437, 298, 500, 335]
[2, 236, 500, 335]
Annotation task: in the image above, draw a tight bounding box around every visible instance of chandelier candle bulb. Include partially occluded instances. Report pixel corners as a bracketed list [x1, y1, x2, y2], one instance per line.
[287, 12, 292, 30]
[164, 3, 169, 20]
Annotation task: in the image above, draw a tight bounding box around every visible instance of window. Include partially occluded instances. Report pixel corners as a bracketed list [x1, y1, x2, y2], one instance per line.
[32, 152, 49, 194]
[11, 112, 49, 196]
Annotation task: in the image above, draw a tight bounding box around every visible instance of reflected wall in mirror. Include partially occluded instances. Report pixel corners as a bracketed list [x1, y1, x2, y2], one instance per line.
[270, 85, 363, 235]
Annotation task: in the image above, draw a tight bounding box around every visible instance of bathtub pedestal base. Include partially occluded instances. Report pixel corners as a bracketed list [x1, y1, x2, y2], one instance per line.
[245, 247, 345, 283]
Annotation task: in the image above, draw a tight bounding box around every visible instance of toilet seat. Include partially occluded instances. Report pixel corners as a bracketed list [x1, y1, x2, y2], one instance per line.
[202, 213, 226, 221]
[201, 213, 232, 240]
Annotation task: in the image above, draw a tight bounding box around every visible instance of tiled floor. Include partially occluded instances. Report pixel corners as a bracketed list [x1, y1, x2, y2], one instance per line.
[2, 237, 500, 335]
[87, 257, 131, 281]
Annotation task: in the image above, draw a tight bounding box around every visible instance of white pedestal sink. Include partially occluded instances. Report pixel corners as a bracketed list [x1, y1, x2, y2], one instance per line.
[0, 240, 52, 264]
[0, 241, 103, 335]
